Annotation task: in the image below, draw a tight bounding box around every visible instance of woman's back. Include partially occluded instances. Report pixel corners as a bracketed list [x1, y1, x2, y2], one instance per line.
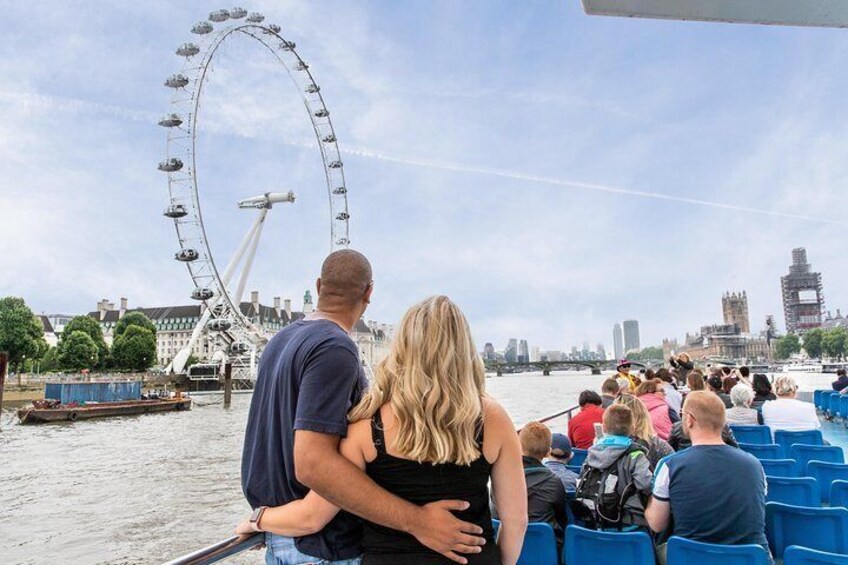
[360, 406, 500, 565]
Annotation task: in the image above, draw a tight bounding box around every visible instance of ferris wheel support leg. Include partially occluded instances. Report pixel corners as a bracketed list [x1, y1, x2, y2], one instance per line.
[234, 209, 268, 306]
[220, 210, 265, 288]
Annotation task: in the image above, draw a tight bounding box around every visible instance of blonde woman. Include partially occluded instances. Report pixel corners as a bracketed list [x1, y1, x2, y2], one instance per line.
[616, 393, 674, 470]
[239, 296, 527, 565]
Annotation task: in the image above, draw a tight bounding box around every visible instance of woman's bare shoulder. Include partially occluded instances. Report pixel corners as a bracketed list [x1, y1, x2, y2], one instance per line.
[482, 396, 515, 435]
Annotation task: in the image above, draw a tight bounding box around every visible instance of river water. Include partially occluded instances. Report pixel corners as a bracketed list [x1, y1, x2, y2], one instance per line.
[0, 371, 836, 564]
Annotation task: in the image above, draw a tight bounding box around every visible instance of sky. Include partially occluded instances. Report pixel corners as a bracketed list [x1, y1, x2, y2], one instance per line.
[1, 1, 847, 353]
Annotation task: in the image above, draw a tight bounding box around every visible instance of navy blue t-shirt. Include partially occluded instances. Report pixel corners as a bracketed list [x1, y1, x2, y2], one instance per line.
[652, 445, 768, 547]
[241, 319, 368, 560]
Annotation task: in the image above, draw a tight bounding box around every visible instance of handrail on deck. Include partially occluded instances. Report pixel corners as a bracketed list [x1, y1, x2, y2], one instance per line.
[161, 405, 579, 564]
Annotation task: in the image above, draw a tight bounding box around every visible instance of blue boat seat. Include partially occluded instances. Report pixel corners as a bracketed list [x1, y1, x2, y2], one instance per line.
[766, 476, 820, 507]
[564, 524, 653, 565]
[759, 459, 800, 478]
[840, 396, 848, 420]
[570, 449, 588, 467]
[784, 544, 848, 564]
[830, 393, 842, 418]
[789, 444, 845, 475]
[814, 390, 825, 410]
[667, 536, 770, 565]
[775, 430, 824, 459]
[517, 522, 558, 565]
[831, 481, 848, 509]
[731, 425, 772, 445]
[808, 462, 848, 504]
[566, 465, 582, 475]
[739, 443, 783, 460]
[765, 501, 848, 559]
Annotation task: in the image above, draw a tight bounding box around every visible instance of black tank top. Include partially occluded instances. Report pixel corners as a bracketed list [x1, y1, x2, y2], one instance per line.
[361, 411, 501, 565]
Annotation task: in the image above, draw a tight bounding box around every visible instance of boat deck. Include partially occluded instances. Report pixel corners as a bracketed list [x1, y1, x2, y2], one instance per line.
[820, 414, 848, 450]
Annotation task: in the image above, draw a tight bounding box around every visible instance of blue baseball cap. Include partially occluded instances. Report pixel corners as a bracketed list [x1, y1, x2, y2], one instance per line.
[550, 433, 572, 456]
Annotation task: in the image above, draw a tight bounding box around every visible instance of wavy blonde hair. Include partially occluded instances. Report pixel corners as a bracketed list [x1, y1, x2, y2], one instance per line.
[348, 296, 486, 465]
[615, 393, 656, 442]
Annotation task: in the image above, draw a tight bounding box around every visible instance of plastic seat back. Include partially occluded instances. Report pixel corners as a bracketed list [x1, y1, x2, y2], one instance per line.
[784, 544, 848, 564]
[766, 476, 821, 507]
[775, 430, 824, 458]
[808, 462, 848, 504]
[765, 501, 848, 558]
[564, 524, 654, 565]
[739, 443, 783, 460]
[830, 481, 848, 509]
[830, 393, 842, 416]
[731, 425, 772, 445]
[570, 448, 588, 467]
[667, 536, 770, 565]
[517, 522, 558, 565]
[760, 459, 800, 478]
[840, 396, 848, 420]
[789, 444, 845, 475]
[814, 390, 824, 410]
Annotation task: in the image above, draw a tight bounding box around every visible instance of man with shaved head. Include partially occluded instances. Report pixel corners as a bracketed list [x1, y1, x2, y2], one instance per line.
[242, 250, 485, 565]
[646, 391, 768, 563]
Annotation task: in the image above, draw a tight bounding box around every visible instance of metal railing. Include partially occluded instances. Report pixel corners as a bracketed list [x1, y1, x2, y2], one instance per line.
[162, 404, 580, 564]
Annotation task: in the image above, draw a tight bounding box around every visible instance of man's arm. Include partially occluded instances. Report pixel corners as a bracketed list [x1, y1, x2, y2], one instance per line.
[295, 430, 485, 565]
[645, 497, 670, 533]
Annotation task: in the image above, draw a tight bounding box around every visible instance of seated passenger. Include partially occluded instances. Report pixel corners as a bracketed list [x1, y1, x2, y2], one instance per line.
[761, 375, 820, 433]
[833, 368, 848, 392]
[667, 419, 737, 451]
[544, 433, 579, 491]
[616, 393, 674, 470]
[572, 404, 652, 531]
[634, 379, 674, 441]
[494, 421, 567, 559]
[707, 373, 733, 408]
[655, 368, 682, 415]
[600, 378, 620, 408]
[568, 390, 605, 449]
[239, 296, 528, 565]
[725, 384, 763, 426]
[751, 373, 777, 410]
[646, 391, 768, 564]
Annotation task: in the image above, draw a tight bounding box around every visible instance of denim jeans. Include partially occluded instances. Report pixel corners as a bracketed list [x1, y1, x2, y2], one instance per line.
[264, 533, 362, 565]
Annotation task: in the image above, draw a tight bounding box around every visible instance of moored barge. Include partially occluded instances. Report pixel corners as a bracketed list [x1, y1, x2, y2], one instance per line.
[17, 397, 191, 424]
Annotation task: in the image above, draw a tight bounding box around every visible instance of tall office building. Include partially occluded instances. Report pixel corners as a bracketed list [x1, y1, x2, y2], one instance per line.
[613, 323, 624, 360]
[518, 340, 529, 363]
[483, 342, 496, 361]
[530, 346, 541, 362]
[505, 338, 518, 363]
[623, 320, 640, 353]
[596, 343, 606, 360]
[722, 291, 750, 334]
[781, 248, 825, 334]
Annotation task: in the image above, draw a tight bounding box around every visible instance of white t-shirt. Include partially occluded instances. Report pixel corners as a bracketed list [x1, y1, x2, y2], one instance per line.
[761, 398, 820, 433]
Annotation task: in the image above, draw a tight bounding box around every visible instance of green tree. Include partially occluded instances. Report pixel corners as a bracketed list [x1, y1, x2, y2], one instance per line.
[112, 326, 156, 371]
[0, 296, 46, 375]
[114, 311, 156, 339]
[39, 346, 60, 373]
[58, 330, 99, 371]
[803, 328, 825, 359]
[774, 334, 801, 360]
[822, 327, 848, 360]
[60, 315, 108, 367]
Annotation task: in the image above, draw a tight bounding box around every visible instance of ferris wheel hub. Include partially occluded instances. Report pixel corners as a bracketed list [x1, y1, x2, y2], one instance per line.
[237, 191, 296, 209]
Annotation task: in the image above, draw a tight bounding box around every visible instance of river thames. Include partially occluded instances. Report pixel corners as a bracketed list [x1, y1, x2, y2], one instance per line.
[0, 371, 836, 564]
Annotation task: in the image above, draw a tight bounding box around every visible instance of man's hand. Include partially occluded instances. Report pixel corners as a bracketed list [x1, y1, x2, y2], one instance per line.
[408, 500, 486, 565]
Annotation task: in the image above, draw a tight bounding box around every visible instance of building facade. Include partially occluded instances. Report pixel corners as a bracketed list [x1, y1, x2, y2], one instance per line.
[505, 338, 518, 363]
[722, 291, 750, 334]
[781, 247, 825, 334]
[613, 323, 624, 360]
[518, 340, 529, 363]
[623, 320, 640, 353]
[483, 342, 496, 361]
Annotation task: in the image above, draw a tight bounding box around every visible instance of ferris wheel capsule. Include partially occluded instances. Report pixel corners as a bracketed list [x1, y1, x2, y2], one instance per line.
[192, 21, 214, 34]
[209, 9, 230, 22]
[158, 113, 183, 127]
[332, 187, 346, 195]
[328, 160, 342, 169]
[313, 108, 329, 118]
[246, 12, 264, 23]
[176, 43, 200, 58]
[207, 318, 233, 332]
[295, 61, 309, 71]
[163, 204, 188, 218]
[280, 40, 296, 50]
[230, 342, 249, 354]
[230, 7, 247, 19]
[175, 249, 199, 262]
[305, 83, 320, 94]
[266, 24, 281, 34]
[164, 74, 189, 88]
[336, 212, 350, 221]
[191, 288, 215, 301]
[322, 134, 336, 143]
[158, 158, 184, 172]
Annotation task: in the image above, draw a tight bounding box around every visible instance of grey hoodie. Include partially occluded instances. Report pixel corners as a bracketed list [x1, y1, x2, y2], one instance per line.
[584, 436, 653, 527]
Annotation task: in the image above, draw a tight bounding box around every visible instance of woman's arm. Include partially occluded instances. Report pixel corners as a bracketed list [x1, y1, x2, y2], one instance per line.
[485, 399, 527, 565]
[236, 420, 370, 536]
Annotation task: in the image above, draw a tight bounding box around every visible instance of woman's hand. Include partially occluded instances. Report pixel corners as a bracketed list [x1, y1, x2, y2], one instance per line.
[235, 519, 257, 535]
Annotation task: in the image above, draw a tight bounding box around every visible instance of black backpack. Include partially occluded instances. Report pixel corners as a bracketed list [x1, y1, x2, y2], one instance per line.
[569, 443, 646, 530]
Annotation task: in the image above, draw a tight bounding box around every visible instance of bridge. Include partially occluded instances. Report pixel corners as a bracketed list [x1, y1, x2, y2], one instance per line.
[484, 359, 659, 376]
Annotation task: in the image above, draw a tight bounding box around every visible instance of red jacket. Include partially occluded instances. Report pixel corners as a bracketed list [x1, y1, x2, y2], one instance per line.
[568, 404, 605, 449]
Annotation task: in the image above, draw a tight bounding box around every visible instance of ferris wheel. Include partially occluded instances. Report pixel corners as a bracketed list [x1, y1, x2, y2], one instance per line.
[159, 7, 350, 378]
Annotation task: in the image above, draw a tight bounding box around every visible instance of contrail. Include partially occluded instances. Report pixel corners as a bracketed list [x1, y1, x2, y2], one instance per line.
[3, 88, 842, 226]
